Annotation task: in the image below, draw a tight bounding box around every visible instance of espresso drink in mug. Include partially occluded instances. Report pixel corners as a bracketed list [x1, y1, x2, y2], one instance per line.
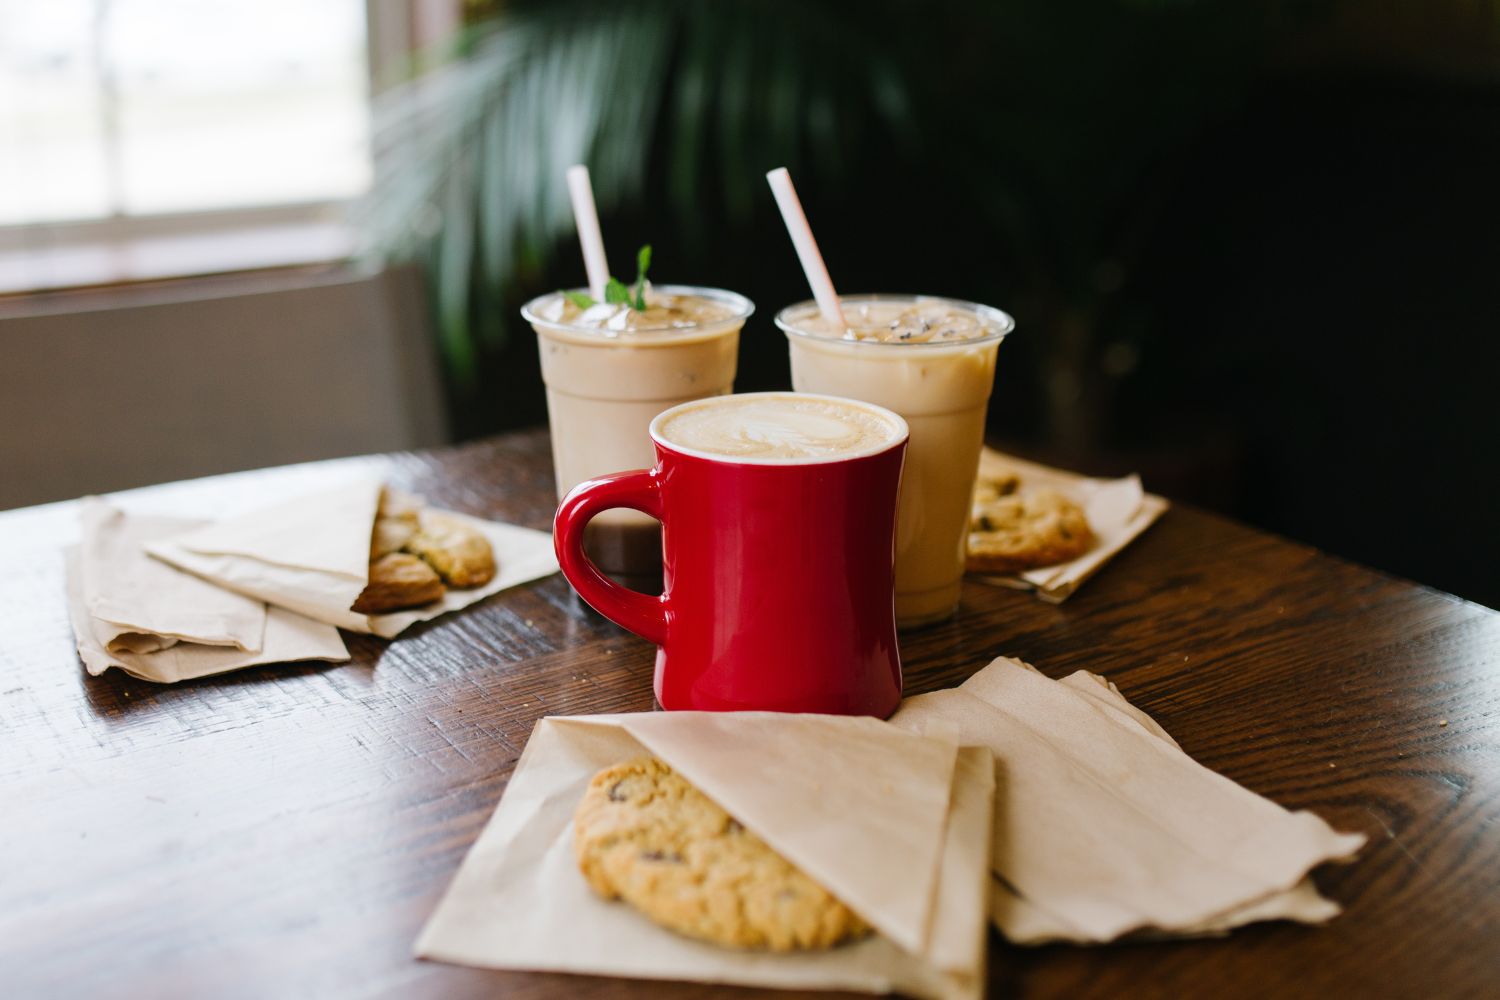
[554, 392, 909, 716]
[777, 295, 1013, 627]
[522, 286, 753, 587]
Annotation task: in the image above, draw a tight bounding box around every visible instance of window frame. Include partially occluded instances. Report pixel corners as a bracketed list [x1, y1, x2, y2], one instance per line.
[0, 200, 356, 295]
[0, 0, 461, 294]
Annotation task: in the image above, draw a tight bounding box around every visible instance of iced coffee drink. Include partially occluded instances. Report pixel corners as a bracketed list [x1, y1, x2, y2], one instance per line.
[777, 295, 1012, 627]
[523, 285, 753, 585]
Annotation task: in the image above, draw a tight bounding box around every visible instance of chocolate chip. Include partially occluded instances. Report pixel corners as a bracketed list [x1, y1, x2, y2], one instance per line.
[726, 819, 744, 834]
[607, 781, 626, 802]
[641, 850, 684, 863]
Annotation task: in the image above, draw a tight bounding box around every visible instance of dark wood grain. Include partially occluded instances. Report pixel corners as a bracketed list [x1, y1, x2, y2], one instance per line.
[1, 429, 1496, 1000]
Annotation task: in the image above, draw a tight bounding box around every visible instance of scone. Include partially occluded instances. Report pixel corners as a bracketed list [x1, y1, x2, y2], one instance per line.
[967, 489, 1094, 574]
[403, 511, 496, 588]
[378, 488, 424, 520]
[370, 515, 418, 558]
[370, 489, 421, 558]
[573, 757, 870, 951]
[352, 553, 445, 613]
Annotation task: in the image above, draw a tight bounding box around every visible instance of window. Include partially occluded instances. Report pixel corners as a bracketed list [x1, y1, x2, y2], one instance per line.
[0, 0, 371, 288]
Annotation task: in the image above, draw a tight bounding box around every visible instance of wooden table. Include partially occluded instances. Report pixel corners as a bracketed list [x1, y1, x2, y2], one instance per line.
[3, 429, 1496, 999]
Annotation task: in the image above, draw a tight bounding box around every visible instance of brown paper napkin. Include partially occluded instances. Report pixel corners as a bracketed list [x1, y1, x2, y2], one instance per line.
[66, 502, 348, 683]
[889, 657, 1366, 944]
[145, 477, 558, 637]
[79, 499, 264, 654]
[973, 448, 1169, 602]
[416, 713, 995, 1000]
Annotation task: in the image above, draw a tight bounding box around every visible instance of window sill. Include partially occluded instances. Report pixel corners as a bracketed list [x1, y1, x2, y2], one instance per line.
[0, 204, 358, 297]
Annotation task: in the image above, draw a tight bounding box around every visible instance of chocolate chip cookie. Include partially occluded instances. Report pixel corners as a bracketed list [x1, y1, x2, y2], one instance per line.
[573, 757, 870, 951]
[972, 469, 1022, 505]
[967, 489, 1094, 574]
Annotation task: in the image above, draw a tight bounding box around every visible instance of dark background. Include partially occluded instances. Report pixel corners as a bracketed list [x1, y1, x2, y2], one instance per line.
[378, 0, 1500, 607]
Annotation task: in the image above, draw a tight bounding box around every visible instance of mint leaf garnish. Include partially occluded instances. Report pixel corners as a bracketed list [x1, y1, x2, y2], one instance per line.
[575, 245, 655, 313]
[632, 244, 652, 311]
[604, 278, 632, 305]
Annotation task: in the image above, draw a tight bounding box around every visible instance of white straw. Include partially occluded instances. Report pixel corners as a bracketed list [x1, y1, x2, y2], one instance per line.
[765, 167, 846, 329]
[566, 164, 609, 301]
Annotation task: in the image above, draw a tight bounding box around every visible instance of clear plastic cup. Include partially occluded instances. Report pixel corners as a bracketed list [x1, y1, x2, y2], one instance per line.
[777, 294, 1013, 627]
[523, 285, 754, 586]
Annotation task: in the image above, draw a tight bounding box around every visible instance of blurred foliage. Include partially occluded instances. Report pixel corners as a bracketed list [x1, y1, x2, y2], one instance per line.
[360, 0, 910, 379]
[358, 0, 1492, 447]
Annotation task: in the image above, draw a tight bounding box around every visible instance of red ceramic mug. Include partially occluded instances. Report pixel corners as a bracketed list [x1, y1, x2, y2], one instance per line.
[553, 391, 909, 716]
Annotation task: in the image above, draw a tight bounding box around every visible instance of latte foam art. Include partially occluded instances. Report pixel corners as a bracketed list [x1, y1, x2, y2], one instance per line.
[656, 396, 902, 461]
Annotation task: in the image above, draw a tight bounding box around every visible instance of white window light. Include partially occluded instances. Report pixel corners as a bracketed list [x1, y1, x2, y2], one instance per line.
[0, 0, 372, 289]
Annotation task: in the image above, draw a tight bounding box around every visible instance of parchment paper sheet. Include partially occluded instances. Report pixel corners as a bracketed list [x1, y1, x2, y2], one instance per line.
[889, 657, 1366, 943]
[78, 499, 264, 654]
[416, 713, 995, 1000]
[973, 449, 1169, 603]
[146, 477, 558, 637]
[66, 546, 348, 684]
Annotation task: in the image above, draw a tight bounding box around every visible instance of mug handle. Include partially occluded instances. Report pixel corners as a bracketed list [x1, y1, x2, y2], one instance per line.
[553, 470, 670, 646]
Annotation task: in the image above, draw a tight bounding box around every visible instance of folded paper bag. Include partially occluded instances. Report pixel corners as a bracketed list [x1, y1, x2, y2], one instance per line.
[65, 503, 348, 683]
[146, 477, 559, 637]
[79, 499, 265, 654]
[889, 657, 1366, 944]
[1042, 667, 1344, 938]
[416, 713, 995, 1000]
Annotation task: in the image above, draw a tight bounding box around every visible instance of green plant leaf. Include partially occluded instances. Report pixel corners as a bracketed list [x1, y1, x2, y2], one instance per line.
[355, 0, 918, 380]
[632, 243, 652, 310]
[563, 290, 596, 308]
[436, 154, 477, 388]
[604, 278, 632, 304]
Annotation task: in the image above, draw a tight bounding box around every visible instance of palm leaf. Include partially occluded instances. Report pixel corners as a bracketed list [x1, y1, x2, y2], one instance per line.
[354, 0, 911, 387]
